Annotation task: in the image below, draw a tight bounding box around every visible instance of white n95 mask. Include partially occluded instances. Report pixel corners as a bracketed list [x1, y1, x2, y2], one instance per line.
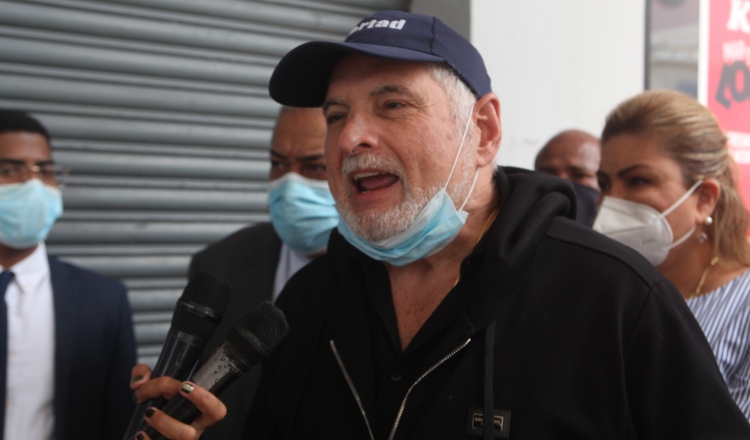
[592, 179, 702, 266]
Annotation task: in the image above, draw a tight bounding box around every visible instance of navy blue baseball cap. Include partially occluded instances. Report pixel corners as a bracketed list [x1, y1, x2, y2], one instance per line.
[269, 10, 492, 107]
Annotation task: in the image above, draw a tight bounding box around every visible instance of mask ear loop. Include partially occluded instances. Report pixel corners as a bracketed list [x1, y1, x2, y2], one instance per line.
[661, 179, 703, 218]
[459, 170, 480, 212]
[662, 179, 703, 249]
[444, 108, 480, 212]
[669, 224, 697, 249]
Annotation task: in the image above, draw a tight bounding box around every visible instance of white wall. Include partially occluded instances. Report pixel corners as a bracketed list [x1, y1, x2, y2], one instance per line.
[413, 1, 647, 169]
[412, 0, 471, 39]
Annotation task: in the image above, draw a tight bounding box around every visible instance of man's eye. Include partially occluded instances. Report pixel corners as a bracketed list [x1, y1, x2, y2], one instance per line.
[325, 113, 343, 124]
[385, 101, 404, 109]
[307, 164, 326, 172]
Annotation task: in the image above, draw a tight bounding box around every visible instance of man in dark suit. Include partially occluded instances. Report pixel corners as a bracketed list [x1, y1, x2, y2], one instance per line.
[188, 106, 336, 440]
[0, 110, 136, 440]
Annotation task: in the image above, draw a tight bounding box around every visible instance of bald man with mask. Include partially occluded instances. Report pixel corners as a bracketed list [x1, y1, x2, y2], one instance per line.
[535, 129, 601, 191]
[535, 129, 601, 226]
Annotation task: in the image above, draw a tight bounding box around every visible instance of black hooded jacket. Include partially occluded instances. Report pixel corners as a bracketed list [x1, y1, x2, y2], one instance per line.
[247, 167, 750, 439]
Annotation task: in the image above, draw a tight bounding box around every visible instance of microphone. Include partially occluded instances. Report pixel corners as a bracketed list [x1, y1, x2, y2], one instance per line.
[123, 271, 231, 440]
[143, 300, 289, 440]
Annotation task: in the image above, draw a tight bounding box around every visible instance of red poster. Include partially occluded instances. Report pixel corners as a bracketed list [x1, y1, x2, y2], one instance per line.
[700, 0, 750, 203]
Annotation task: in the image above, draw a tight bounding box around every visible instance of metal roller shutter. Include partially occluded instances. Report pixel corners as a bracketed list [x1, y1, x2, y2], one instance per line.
[0, 0, 406, 365]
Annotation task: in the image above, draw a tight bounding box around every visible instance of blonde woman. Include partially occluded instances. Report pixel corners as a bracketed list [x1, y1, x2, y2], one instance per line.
[594, 90, 750, 417]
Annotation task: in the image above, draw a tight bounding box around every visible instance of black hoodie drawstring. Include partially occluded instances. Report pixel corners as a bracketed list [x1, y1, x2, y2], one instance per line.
[483, 321, 496, 439]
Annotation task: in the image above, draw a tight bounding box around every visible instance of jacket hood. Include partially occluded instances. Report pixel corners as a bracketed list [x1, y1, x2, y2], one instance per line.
[465, 167, 576, 330]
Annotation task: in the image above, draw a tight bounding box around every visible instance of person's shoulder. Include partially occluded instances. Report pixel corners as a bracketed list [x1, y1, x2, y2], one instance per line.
[701, 268, 750, 308]
[545, 216, 662, 286]
[728, 268, 750, 293]
[48, 255, 126, 294]
[193, 223, 279, 259]
[537, 218, 690, 335]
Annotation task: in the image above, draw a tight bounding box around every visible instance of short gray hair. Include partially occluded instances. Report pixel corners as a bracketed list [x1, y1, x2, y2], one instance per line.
[428, 64, 477, 141]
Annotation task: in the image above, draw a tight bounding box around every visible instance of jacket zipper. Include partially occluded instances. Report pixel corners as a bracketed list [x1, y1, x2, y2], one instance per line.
[330, 338, 472, 440]
[388, 338, 471, 440]
[330, 340, 376, 440]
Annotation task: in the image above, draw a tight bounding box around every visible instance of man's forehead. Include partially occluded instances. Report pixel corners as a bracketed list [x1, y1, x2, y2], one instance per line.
[325, 54, 437, 101]
[272, 116, 325, 152]
[0, 131, 52, 159]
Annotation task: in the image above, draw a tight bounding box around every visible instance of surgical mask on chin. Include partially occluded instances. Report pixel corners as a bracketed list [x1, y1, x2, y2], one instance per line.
[337, 109, 479, 267]
[0, 179, 63, 250]
[592, 179, 703, 266]
[268, 172, 339, 255]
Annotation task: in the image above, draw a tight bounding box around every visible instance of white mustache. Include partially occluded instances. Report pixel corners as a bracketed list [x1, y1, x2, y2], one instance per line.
[341, 154, 404, 179]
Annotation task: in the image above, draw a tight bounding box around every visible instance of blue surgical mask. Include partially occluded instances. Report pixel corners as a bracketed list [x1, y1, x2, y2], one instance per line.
[0, 179, 63, 249]
[268, 172, 339, 255]
[337, 110, 479, 267]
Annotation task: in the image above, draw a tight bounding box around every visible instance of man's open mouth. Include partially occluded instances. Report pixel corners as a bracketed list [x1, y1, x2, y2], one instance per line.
[352, 172, 399, 194]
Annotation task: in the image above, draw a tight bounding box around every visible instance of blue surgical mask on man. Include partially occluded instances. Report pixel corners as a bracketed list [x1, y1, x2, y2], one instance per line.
[337, 110, 479, 267]
[0, 179, 63, 249]
[268, 172, 339, 255]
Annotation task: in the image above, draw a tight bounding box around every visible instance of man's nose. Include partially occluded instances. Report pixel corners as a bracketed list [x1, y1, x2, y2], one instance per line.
[336, 114, 377, 155]
[22, 165, 43, 181]
[287, 163, 305, 175]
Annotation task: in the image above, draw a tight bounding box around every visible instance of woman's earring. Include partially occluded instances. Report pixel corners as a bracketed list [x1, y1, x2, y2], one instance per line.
[698, 216, 713, 242]
[697, 231, 708, 243]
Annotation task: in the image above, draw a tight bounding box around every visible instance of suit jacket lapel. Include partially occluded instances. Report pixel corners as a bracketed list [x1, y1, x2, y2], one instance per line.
[49, 257, 80, 440]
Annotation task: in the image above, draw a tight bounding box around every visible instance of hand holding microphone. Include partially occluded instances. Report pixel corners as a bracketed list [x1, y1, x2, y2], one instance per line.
[135, 300, 289, 440]
[128, 369, 223, 440]
[123, 271, 231, 440]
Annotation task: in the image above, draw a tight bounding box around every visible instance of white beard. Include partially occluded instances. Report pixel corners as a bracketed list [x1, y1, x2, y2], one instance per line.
[336, 150, 475, 242]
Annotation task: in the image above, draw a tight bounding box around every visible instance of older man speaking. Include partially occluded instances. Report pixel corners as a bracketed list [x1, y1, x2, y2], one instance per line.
[132, 10, 750, 440]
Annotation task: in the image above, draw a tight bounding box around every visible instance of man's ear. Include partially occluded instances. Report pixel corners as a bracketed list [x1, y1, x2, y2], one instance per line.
[473, 93, 501, 168]
[696, 178, 721, 222]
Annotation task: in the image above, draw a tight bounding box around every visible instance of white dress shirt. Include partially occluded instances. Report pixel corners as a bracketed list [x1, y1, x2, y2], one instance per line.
[2, 242, 55, 440]
[272, 243, 313, 302]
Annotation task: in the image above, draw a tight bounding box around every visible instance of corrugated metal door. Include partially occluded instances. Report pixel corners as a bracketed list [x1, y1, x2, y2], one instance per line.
[0, 0, 406, 365]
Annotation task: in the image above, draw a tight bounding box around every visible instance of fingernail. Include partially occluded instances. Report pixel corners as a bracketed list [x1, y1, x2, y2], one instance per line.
[144, 408, 154, 418]
[136, 434, 144, 440]
[131, 374, 144, 385]
[181, 382, 195, 394]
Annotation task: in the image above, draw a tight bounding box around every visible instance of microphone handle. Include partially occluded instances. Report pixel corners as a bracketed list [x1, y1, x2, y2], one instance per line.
[144, 345, 249, 440]
[123, 330, 206, 440]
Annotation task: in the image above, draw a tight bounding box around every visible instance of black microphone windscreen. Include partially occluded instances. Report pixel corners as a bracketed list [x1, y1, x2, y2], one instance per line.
[171, 271, 231, 337]
[227, 300, 289, 367]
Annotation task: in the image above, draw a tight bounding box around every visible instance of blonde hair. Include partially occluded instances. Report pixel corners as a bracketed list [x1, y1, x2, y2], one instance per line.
[602, 89, 750, 265]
